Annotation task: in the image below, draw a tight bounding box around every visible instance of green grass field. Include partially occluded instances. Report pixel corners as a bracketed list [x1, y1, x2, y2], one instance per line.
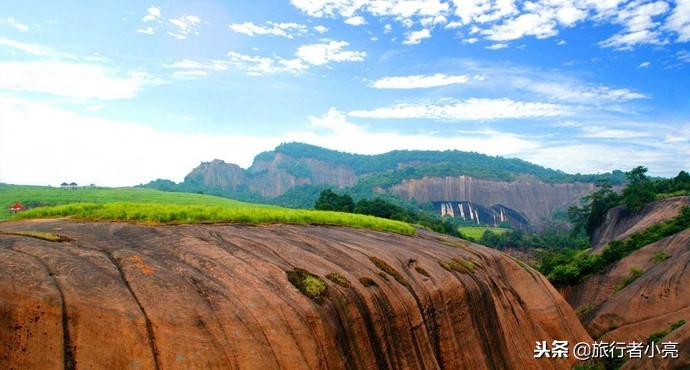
[1, 184, 415, 235]
[0, 184, 262, 220]
[459, 226, 510, 239]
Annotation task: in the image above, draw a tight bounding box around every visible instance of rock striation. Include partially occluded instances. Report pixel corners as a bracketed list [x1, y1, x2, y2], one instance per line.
[564, 197, 690, 369]
[1, 219, 590, 369]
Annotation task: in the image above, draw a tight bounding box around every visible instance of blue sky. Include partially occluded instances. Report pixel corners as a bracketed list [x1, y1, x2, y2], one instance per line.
[1, 0, 689, 186]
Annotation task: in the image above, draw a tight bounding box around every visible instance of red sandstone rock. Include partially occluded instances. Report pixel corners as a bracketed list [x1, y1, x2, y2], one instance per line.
[1, 220, 590, 369]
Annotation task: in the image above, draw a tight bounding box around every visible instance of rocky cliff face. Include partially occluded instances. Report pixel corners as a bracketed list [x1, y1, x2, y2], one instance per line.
[589, 196, 690, 251]
[563, 197, 690, 369]
[391, 176, 596, 230]
[0, 219, 590, 369]
[185, 159, 249, 189]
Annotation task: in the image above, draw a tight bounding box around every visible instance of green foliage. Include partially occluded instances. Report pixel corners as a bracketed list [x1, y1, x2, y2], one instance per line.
[12, 202, 416, 235]
[568, 180, 621, 237]
[476, 228, 588, 251]
[622, 166, 656, 209]
[277, 160, 313, 179]
[568, 168, 690, 238]
[439, 257, 479, 274]
[542, 206, 690, 286]
[459, 226, 510, 240]
[577, 305, 595, 315]
[314, 189, 354, 212]
[325, 273, 351, 288]
[286, 268, 327, 302]
[645, 320, 684, 345]
[614, 267, 644, 293]
[269, 142, 626, 183]
[369, 256, 408, 286]
[0, 184, 257, 220]
[652, 251, 671, 264]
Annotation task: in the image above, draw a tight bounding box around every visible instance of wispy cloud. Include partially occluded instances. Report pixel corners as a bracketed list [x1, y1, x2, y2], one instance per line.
[7, 17, 29, 32]
[229, 21, 308, 38]
[0, 61, 159, 100]
[290, 0, 689, 51]
[372, 74, 470, 89]
[349, 98, 572, 121]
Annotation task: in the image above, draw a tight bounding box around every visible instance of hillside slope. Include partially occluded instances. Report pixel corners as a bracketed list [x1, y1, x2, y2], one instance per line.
[0, 219, 590, 369]
[148, 142, 620, 230]
[563, 197, 690, 369]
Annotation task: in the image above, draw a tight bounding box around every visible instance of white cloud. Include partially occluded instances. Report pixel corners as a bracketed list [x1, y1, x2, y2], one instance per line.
[486, 42, 508, 49]
[557, 39, 567, 45]
[581, 125, 651, 139]
[344, 16, 367, 26]
[168, 15, 202, 40]
[599, 0, 670, 49]
[372, 74, 470, 89]
[229, 22, 308, 38]
[508, 75, 647, 103]
[314, 25, 328, 33]
[403, 29, 432, 45]
[164, 59, 229, 78]
[142, 7, 161, 22]
[638, 61, 651, 68]
[0, 37, 73, 58]
[288, 0, 688, 51]
[227, 52, 308, 76]
[295, 40, 365, 65]
[7, 18, 29, 32]
[349, 98, 572, 121]
[521, 143, 679, 177]
[0, 97, 281, 186]
[666, 0, 690, 41]
[0, 61, 158, 100]
[136, 27, 155, 35]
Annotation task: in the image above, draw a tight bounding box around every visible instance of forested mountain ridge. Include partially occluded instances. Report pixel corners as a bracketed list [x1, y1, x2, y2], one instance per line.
[142, 142, 625, 230]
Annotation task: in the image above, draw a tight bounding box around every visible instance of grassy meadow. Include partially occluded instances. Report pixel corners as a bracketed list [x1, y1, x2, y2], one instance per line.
[0, 184, 262, 220]
[1, 184, 415, 235]
[459, 226, 511, 239]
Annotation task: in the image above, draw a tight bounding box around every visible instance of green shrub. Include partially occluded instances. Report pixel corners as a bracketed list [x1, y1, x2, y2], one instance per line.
[325, 272, 351, 288]
[286, 268, 327, 302]
[646, 320, 686, 344]
[652, 251, 671, 264]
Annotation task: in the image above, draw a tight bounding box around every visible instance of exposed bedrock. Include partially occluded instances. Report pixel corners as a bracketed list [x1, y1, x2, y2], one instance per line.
[1, 220, 590, 369]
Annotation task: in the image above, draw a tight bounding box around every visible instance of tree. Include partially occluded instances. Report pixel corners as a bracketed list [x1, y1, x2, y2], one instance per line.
[622, 166, 655, 209]
[314, 189, 354, 212]
[568, 180, 621, 238]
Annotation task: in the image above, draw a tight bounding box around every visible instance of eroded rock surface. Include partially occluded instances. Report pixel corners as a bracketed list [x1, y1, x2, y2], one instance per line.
[1, 219, 590, 369]
[564, 197, 690, 369]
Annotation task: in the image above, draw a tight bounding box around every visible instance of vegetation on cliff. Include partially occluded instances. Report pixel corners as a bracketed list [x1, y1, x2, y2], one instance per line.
[541, 205, 690, 285]
[568, 167, 690, 238]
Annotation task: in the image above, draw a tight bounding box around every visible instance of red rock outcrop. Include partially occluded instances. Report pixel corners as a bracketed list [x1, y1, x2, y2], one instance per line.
[1, 219, 590, 369]
[589, 196, 690, 251]
[563, 197, 690, 369]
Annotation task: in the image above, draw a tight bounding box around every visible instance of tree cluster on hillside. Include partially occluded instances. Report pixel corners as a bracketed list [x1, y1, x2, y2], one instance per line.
[262, 142, 626, 184]
[541, 206, 690, 286]
[568, 167, 690, 238]
[313, 189, 464, 237]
